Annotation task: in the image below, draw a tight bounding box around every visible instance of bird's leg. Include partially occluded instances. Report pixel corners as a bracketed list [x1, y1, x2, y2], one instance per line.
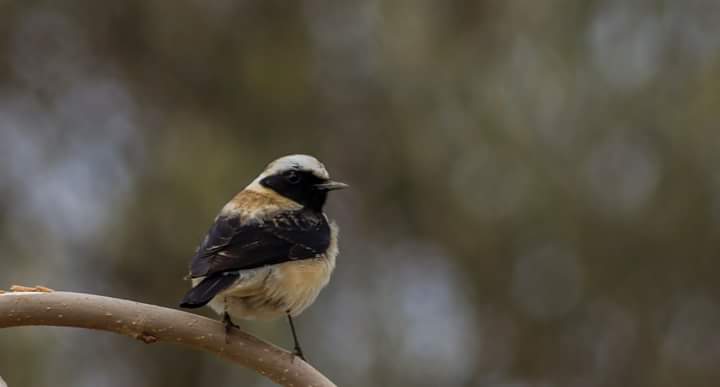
[222, 299, 239, 344]
[286, 312, 306, 361]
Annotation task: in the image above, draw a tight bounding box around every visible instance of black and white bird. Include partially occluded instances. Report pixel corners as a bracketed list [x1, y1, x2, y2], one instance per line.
[179, 154, 347, 359]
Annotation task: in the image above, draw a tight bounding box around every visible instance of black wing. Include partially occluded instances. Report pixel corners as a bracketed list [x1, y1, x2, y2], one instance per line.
[179, 209, 330, 308]
[190, 209, 331, 277]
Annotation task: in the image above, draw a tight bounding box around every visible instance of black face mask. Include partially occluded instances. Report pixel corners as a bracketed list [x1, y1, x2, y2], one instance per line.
[260, 170, 329, 212]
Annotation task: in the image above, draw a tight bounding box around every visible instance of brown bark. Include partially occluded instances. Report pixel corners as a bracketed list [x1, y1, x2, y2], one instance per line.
[0, 290, 336, 387]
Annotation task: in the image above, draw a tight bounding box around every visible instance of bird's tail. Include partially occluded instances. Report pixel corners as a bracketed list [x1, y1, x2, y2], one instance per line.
[179, 273, 239, 308]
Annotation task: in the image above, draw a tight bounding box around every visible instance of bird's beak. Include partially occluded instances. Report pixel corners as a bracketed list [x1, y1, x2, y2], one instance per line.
[315, 180, 350, 191]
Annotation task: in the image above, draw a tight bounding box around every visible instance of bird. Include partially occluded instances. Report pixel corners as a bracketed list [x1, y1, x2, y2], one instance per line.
[179, 154, 347, 360]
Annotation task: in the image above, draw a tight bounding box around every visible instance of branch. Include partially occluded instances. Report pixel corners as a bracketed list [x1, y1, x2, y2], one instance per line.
[0, 289, 336, 387]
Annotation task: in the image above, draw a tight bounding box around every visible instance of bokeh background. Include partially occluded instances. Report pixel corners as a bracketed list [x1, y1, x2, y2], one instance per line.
[1, 1, 720, 386]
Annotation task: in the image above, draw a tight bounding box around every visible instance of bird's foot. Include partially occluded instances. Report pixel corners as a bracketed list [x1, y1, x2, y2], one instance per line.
[292, 345, 307, 362]
[222, 312, 239, 344]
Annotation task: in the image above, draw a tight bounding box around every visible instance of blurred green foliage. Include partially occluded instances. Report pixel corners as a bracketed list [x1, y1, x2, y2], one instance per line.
[1, 1, 720, 386]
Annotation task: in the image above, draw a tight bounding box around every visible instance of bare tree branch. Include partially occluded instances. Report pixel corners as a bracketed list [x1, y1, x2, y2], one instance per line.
[0, 290, 337, 387]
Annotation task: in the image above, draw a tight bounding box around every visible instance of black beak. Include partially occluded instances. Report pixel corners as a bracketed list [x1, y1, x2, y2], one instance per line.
[315, 180, 350, 191]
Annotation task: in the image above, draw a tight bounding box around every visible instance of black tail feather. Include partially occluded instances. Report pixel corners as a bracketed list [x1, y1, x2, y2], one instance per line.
[179, 273, 239, 308]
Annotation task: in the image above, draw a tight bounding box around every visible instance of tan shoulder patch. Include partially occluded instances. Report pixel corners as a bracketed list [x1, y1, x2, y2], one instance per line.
[221, 189, 302, 220]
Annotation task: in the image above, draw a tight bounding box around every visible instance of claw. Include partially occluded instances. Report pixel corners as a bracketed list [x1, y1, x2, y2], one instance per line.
[292, 346, 307, 362]
[222, 312, 239, 344]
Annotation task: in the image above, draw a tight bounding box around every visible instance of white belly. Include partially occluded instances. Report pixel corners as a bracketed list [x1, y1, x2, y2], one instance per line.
[199, 257, 334, 320]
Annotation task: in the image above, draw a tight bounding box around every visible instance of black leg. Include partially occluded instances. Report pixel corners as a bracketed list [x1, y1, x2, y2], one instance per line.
[222, 312, 239, 344]
[286, 312, 306, 361]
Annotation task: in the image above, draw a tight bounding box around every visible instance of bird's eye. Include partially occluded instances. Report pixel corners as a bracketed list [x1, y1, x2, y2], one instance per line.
[285, 171, 301, 184]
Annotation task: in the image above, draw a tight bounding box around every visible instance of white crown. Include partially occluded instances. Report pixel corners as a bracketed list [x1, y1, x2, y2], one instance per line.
[262, 154, 329, 179]
[246, 154, 330, 191]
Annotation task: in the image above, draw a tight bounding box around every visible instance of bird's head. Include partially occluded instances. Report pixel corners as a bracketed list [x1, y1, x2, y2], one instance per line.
[247, 154, 348, 211]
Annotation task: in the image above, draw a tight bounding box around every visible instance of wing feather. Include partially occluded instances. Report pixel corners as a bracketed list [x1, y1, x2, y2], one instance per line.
[188, 209, 331, 279]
